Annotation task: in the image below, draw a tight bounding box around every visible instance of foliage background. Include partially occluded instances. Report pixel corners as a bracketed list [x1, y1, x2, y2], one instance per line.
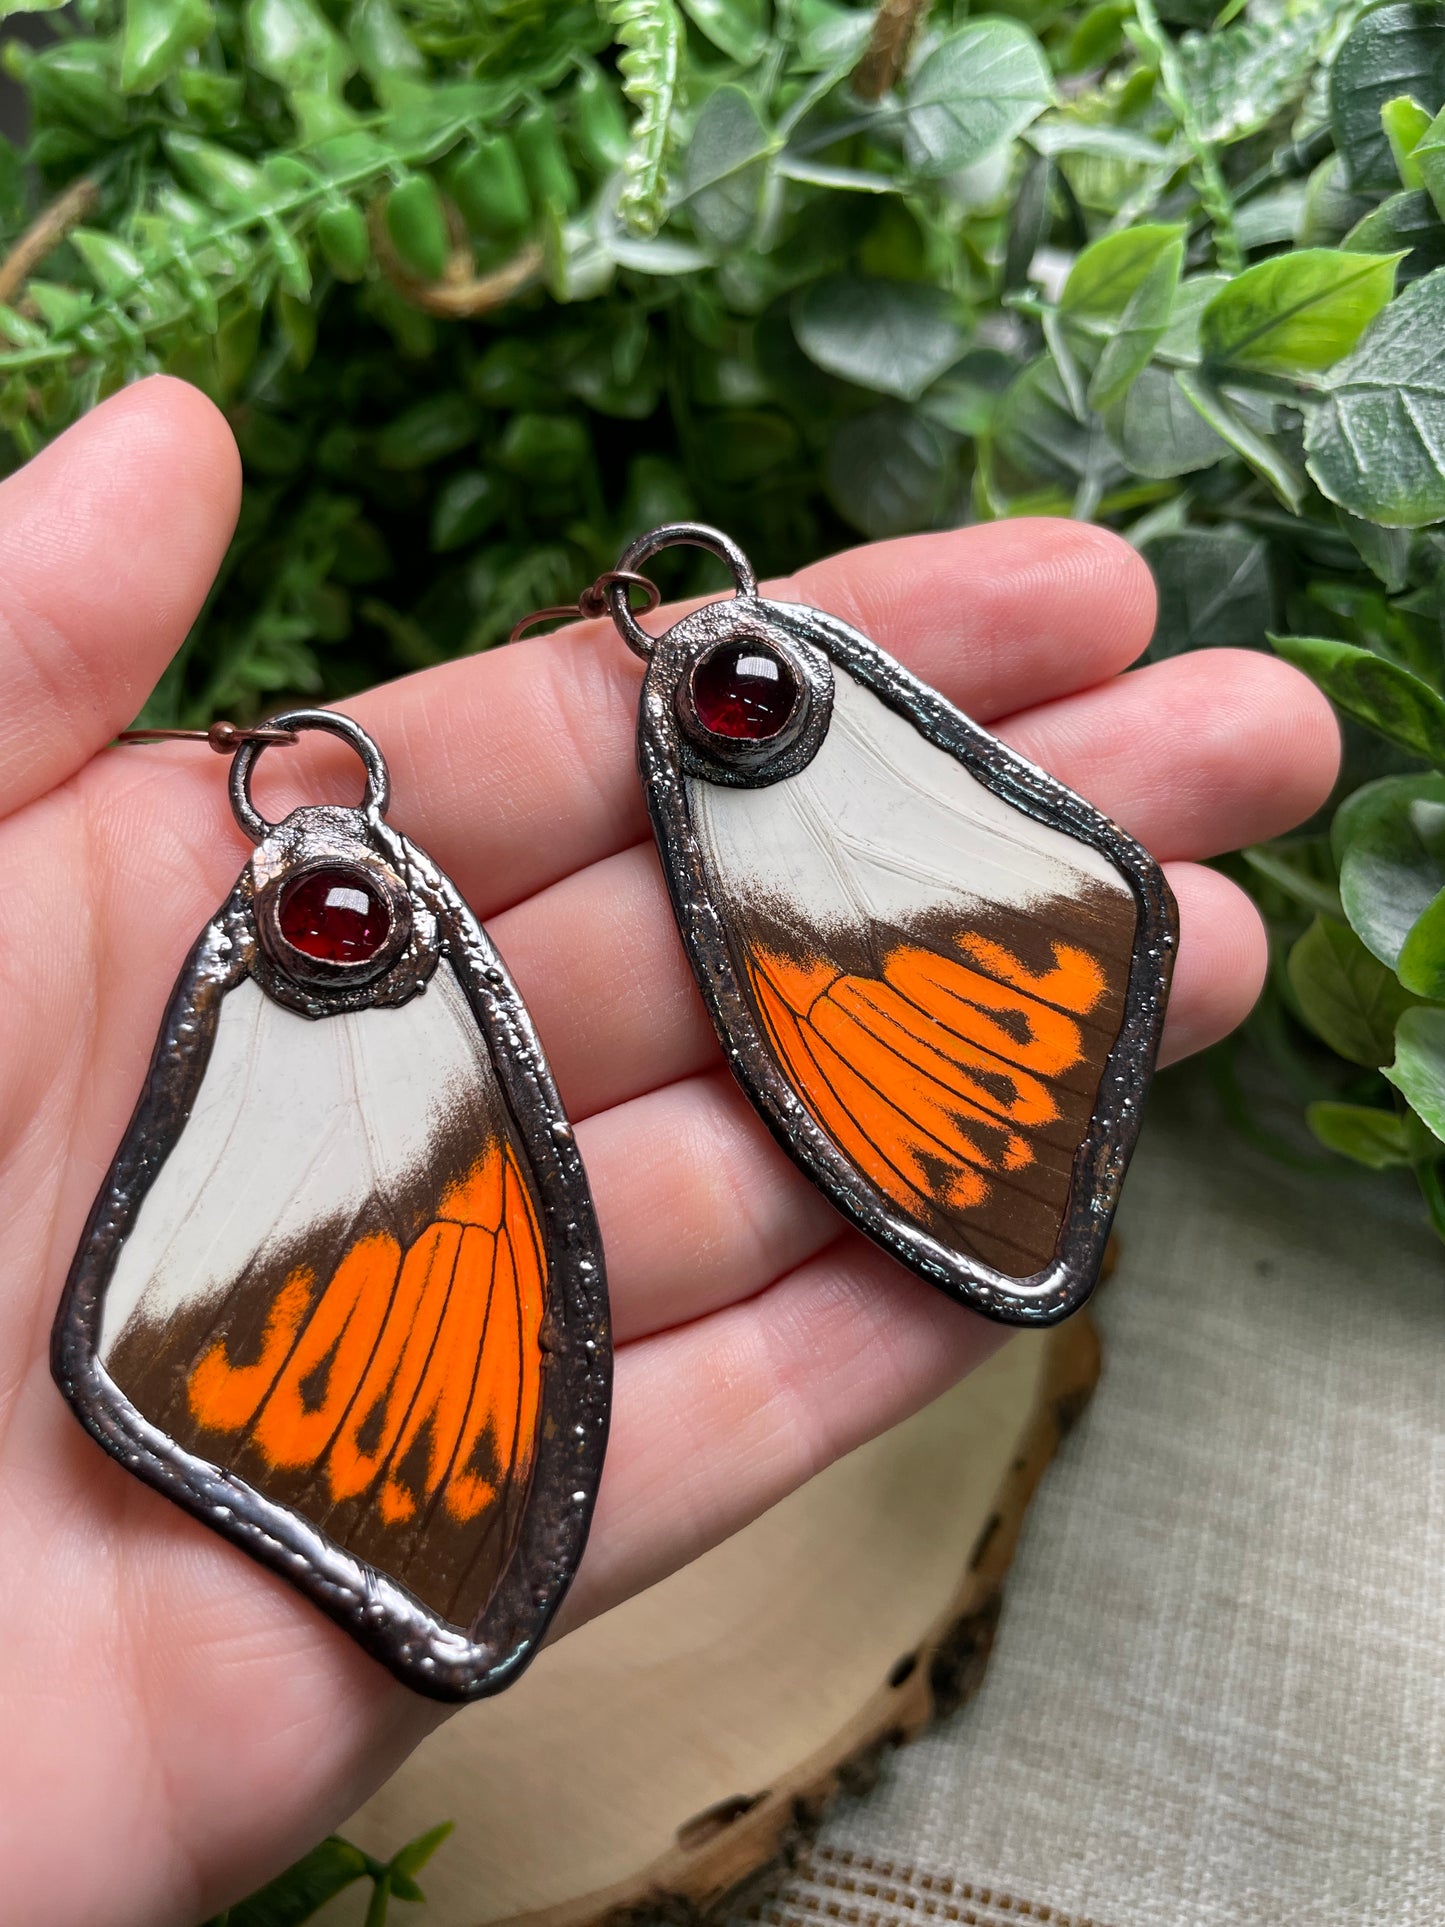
[2, 0, 1444, 1240]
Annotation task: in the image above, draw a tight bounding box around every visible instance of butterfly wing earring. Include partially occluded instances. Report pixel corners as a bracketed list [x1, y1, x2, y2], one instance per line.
[53, 711, 608, 1699]
[595, 525, 1175, 1327]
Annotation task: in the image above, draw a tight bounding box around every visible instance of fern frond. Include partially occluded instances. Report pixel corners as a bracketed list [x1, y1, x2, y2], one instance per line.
[602, 0, 683, 236]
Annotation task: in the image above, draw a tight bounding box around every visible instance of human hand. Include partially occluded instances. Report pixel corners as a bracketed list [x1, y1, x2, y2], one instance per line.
[0, 378, 1338, 1926]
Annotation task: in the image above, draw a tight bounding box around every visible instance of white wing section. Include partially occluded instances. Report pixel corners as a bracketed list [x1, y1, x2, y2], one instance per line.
[99, 963, 499, 1358]
[690, 668, 1130, 930]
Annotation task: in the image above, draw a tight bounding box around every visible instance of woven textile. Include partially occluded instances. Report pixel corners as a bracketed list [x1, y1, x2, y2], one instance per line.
[740, 1082, 1445, 1927]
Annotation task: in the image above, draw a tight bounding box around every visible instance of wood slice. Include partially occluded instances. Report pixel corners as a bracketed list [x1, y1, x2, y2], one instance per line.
[327, 1316, 1098, 1927]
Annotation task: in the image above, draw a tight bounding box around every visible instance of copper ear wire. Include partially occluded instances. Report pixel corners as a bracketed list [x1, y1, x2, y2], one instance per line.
[115, 722, 300, 753]
[508, 568, 660, 646]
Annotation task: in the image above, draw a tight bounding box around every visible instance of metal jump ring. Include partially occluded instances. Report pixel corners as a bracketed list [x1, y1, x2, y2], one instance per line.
[508, 570, 661, 647]
[230, 709, 390, 844]
[607, 523, 758, 660]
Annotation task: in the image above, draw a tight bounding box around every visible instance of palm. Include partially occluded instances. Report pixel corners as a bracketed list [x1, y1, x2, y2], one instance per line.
[0, 381, 1338, 1927]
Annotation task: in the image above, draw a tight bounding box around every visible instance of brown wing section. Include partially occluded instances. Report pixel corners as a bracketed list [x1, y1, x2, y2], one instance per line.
[745, 905, 1135, 1277]
[110, 1140, 546, 1628]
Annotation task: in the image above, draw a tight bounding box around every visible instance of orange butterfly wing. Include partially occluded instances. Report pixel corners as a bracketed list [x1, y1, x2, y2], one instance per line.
[178, 1138, 546, 1627]
[746, 927, 1127, 1278]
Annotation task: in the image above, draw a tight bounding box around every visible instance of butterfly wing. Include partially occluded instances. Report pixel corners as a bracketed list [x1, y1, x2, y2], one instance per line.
[55, 825, 608, 1697]
[99, 963, 549, 1630]
[639, 597, 1174, 1322]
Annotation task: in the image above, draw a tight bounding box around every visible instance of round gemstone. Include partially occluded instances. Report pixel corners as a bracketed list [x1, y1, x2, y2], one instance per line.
[690, 642, 798, 741]
[277, 868, 391, 964]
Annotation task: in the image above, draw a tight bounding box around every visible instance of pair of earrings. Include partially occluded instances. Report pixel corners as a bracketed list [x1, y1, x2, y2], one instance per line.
[53, 522, 1175, 1700]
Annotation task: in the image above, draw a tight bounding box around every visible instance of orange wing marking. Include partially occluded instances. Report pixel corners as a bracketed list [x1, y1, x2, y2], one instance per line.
[747, 932, 1109, 1228]
[186, 1139, 545, 1534]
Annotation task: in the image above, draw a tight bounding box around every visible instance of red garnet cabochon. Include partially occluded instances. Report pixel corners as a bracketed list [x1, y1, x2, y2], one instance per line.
[691, 643, 798, 741]
[278, 868, 391, 964]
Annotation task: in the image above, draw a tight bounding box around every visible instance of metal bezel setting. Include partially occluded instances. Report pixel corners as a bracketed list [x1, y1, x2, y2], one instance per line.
[635, 584, 1177, 1329]
[246, 806, 437, 1018]
[52, 715, 611, 1701]
[674, 620, 834, 785]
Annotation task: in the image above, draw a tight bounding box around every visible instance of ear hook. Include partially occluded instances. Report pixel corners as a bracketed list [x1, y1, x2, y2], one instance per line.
[508, 569, 661, 646]
[115, 722, 300, 752]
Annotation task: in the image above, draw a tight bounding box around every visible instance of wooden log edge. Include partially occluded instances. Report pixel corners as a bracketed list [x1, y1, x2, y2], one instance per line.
[495, 1312, 1102, 1927]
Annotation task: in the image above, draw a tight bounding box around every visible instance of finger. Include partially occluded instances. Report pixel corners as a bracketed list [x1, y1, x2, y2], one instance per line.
[1157, 861, 1266, 1067]
[999, 649, 1340, 858]
[564, 859, 1259, 1349]
[0, 378, 241, 821]
[578, 1070, 836, 1345]
[555, 1232, 1000, 1635]
[211, 520, 1156, 919]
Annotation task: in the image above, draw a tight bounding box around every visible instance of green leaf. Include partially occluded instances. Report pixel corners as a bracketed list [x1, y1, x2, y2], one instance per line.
[1331, 3, 1445, 191]
[349, 0, 424, 103]
[1086, 241, 1183, 409]
[1144, 528, 1272, 658]
[1104, 365, 1229, 477]
[385, 174, 449, 281]
[677, 0, 765, 63]
[1064, 1, 1129, 74]
[26, 281, 93, 333]
[792, 276, 965, 400]
[605, 0, 682, 237]
[683, 85, 774, 251]
[775, 157, 894, 193]
[1305, 266, 1445, 526]
[1299, 153, 1377, 250]
[163, 132, 266, 213]
[1384, 1006, 1445, 1142]
[1241, 841, 1344, 921]
[374, 393, 478, 469]
[1306, 1100, 1414, 1168]
[1199, 249, 1400, 378]
[431, 471, 504, 551]
[208, 1836, 371, 1927]
[1410, 100, 1445, 225]
[387, 1821, 454, 1880]
[1175, 370, 1304, 512]
[1271, 632, 1445, 765]
[1382, 94, 1432, 190]
[1287, 914, 1419, 1066]
[1060, 223, 1185, 320]
[824, 406, 950, 537]
[68, 229, 146, 297]
[1339, 510, 1413, 593]
[245, 0, 352, 94]
[607, 235, 708, 274]
[1332, 773, 1445, 969]
[1398, 887, 1445, 998]
[992, 353, 1128, 501]
[1343, 191, 1445, 287]
[121, 0, 214, 93]
[900, 20, 1054, 178]
[1178, 0, 1337, 147]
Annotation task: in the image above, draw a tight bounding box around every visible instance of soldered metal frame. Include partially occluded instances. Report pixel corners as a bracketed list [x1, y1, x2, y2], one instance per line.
[52, 711, 610, 1701]
[612, 526, 1177, 1329]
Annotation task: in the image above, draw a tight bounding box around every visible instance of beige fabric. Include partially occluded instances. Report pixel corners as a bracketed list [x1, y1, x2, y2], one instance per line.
[746, 1081, 1445, 1927]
